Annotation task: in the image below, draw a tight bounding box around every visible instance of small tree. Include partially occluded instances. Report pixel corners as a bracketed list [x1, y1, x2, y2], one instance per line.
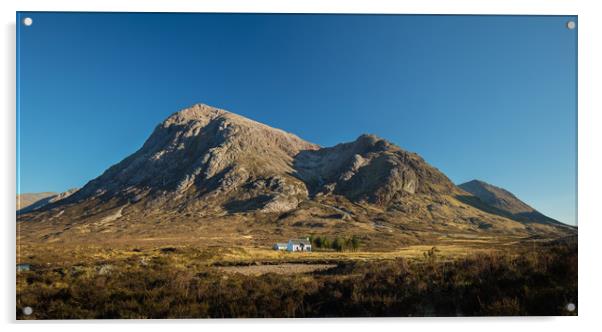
[314, 236, 323, 248]
[345, 237, 352, 249]
[350, 235, 360, 251]
[322, 237, 331, 250]
[332, 237, 344, 252]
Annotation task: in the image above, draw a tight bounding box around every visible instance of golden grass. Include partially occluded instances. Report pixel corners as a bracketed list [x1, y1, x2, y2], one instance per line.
[17, 235, 514, 273]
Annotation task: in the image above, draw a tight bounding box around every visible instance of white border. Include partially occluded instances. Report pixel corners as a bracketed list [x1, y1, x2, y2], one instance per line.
[2, 0, 601, 331]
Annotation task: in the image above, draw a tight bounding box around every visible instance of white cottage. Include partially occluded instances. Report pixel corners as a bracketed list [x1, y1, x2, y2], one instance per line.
[287, 239, 312, 252]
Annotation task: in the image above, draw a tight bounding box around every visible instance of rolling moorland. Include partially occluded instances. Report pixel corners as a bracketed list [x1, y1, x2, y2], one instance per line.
[17, 103, 577, 318]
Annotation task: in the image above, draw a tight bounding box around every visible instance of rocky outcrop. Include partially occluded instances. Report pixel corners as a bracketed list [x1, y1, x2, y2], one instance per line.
[293, 134, 456, 205]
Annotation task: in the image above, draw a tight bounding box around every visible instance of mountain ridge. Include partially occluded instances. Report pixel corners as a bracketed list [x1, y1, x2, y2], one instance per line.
[17, 189, 78, 214]
[458, 179, 571, 228]
[17, 103, 575, 247]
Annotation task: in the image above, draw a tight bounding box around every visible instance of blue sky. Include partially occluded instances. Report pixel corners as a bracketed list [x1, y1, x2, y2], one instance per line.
[17, 13, 577, 225]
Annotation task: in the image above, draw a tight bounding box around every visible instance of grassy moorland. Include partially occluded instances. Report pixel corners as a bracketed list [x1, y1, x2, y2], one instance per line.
[16, 236, 576, 318]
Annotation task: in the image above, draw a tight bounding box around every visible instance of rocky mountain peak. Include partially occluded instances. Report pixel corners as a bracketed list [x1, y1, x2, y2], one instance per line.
[61, 104, 319, 212]
[163, 103, 229, 125]
[350, 134, 391, 153]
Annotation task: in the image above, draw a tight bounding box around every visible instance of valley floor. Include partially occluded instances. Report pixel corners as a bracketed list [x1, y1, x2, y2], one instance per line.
[16, 235, 577, 318]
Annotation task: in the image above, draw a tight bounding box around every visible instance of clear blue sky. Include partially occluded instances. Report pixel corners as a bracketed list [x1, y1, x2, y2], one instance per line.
[17, 13, 577, 225]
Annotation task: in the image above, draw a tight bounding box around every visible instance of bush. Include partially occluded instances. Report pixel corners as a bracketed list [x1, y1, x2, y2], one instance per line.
[309, 235, 361, 252]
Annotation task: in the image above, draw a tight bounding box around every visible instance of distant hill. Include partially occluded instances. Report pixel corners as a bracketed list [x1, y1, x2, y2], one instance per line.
[17, 189, 78, 214]
[458, 180, 571, 228]
[17, 103, 575, 247]
[17, 192, 56, 211]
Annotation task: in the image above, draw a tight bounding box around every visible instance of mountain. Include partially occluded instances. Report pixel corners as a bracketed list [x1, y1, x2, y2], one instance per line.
[17, 189, 78, 214]
[458, 180, 570, 227]
[17, 104, 574, 247]
[59, 104, 319, 214]
[48, 104, 457, 215]
[17, 192, 56, 211]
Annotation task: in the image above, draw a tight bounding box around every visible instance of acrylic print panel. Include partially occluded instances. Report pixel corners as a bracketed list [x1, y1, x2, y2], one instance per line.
[16, 12, 577, 319]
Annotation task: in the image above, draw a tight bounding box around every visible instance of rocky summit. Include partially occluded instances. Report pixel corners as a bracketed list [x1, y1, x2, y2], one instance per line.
[17, 103, 575, 247]
[61, 104, 319, 214]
